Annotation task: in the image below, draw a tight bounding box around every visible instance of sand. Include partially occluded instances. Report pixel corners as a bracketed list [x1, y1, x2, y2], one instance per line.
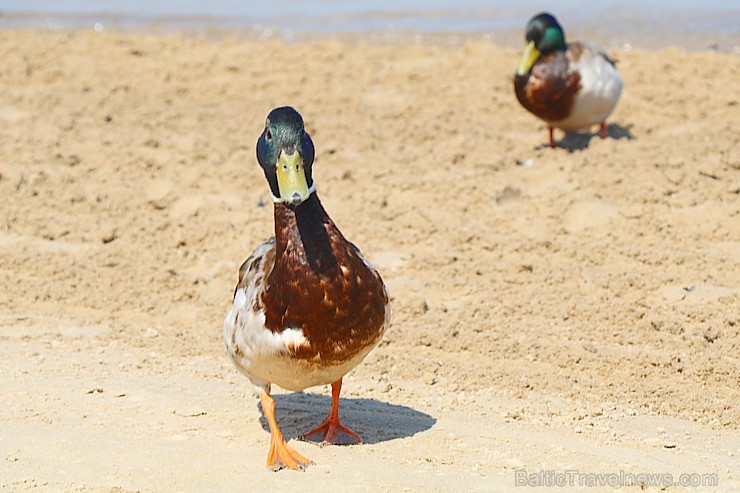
[0, 29, 738, 492]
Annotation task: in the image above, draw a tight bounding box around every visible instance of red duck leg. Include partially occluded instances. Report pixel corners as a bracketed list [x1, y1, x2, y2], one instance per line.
[549, 126, 555, 148]
[600, 120, 607, 139]
[300, 379, 362, 445]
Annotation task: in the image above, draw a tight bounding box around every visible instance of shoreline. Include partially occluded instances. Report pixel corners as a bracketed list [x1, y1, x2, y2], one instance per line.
[1, 12, 739, 51]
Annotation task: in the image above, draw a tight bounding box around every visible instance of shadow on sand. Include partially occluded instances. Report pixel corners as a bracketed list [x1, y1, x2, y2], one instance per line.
[257, 391, 436, 444]
[536, 123, 635, 152]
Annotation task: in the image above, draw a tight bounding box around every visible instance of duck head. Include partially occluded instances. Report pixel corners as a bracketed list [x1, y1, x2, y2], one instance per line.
[516, 12, 567, 76]
[257, 106, 316, 206]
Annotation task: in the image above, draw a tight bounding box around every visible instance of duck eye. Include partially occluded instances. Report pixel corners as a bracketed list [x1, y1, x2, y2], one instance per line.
[265, 129, 273, 141]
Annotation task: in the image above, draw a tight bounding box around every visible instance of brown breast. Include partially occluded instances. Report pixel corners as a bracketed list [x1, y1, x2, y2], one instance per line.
[260, 194, 388, 363]
[514, 49, 582, 122]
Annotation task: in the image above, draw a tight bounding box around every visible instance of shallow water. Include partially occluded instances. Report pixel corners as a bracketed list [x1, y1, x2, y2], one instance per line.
[1, 0, 739, 49]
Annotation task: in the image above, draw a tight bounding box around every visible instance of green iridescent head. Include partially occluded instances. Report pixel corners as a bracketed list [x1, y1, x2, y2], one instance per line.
[516, 12, 567, 75]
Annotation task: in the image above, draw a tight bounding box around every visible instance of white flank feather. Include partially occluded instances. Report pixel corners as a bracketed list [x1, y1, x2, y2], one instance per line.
[550, 42, 623, 131]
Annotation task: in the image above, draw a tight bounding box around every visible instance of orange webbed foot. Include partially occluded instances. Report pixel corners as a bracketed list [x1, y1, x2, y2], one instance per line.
[300, 418, 362, 446]
[267, 433, 313, 471]
[260, 390, 313, 471]
[298, 378, 362, 446]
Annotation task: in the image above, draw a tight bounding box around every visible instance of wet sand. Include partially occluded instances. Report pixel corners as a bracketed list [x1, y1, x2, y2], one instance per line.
[0, 30, 738, 491]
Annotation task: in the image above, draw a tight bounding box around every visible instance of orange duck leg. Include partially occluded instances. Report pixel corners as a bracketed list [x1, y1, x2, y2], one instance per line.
[300, 379, 362, 445]
[259, 391, 313, 471]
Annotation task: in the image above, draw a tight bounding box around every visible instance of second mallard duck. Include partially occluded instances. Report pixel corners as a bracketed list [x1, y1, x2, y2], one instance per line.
[514, 12, 623, 148]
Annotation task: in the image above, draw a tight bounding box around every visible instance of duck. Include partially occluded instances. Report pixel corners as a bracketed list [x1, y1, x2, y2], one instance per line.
[223, 106, 391, 471]
[514, 12, 623, 148]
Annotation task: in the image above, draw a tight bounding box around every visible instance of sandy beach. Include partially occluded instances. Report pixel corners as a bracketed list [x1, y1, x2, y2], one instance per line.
[0, 29, 738, 491]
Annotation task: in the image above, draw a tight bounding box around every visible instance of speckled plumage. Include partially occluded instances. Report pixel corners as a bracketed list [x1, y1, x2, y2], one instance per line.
[224, 193, 390, 391]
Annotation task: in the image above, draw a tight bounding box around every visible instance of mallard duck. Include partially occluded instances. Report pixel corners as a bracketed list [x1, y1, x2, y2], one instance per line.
[223, 106, 391, 471]
[514, 12, 623, 148]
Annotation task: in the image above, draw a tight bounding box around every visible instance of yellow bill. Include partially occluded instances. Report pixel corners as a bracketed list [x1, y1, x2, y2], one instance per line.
[276, 149, 310, 205]
[516, 40, 540, 76]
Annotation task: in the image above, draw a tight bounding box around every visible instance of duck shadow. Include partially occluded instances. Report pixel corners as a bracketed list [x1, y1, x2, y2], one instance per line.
[257, 392, 436, 444]
[536, 123, 635, 152]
